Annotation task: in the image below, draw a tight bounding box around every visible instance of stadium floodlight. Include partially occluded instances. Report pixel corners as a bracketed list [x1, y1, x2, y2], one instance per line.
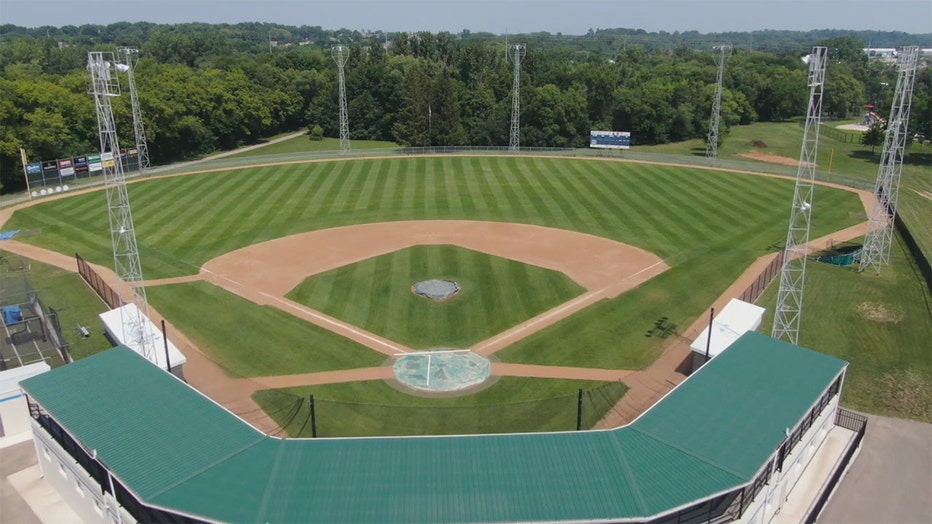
[859, 46, 920, 274]
[332, 45, 351, 155]
[87, 50, 157, 364]
[508, 44, 526, 151]
[772, 46, 827, 346]
[117, 48, 150, 173]
[705, 45, 731, 161]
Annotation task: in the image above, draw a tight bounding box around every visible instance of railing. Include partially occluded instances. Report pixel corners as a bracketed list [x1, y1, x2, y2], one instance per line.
[803, 408, 868, 523]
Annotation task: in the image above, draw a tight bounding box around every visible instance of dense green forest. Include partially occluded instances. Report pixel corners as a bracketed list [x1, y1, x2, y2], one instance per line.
[1, 22, 930, 193]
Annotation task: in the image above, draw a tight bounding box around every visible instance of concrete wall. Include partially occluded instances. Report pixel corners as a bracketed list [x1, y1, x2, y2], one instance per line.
[0, 394, 30, 438]
[738, 395, 840, 524]
[31, 421, 135, 524]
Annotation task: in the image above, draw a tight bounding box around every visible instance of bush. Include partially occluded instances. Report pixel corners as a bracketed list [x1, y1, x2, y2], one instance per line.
[307, 124, 324, 141]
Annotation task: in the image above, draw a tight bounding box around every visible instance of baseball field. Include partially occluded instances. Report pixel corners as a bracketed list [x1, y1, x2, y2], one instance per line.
[2, 155, 870, 434]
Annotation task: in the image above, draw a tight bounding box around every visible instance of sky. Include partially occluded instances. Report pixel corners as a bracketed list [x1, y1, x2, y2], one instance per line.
[1, 0, 931, 35]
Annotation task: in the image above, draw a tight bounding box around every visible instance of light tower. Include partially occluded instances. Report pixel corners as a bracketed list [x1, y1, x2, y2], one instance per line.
[858, 46, 920, 274]
[117, 48, 150, 174]
[87, 51, 156, 362]
[705, 45, 730, 161]
[508, 43, 526, 151]
[331, 45, 351, 155]
[771, 47, 827, 345]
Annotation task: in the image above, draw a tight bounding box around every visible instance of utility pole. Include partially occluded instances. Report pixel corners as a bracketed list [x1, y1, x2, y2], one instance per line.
[331, 45, 351, 155]
[705, 45, 730, 161]
[859, 46, 920, 274]
[508, 43, 526, 151]
[772, 47, 827, 345]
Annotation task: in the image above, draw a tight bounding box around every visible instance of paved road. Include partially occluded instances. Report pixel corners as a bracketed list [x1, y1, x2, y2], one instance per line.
[820, 414, 932, 523]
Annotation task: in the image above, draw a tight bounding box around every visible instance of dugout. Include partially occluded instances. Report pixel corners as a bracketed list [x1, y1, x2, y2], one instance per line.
[690, 298, 766, 373]
[99, 303, 186, 379]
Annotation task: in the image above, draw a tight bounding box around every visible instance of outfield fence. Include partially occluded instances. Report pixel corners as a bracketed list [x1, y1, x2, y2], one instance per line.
[252, 380, 629, 438]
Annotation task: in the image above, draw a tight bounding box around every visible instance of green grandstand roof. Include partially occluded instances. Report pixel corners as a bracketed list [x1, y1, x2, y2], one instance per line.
[21, 333, 846, 523]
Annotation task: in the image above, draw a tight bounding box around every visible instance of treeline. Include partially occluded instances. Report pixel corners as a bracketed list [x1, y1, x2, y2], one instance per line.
[0, 24, 930, 193]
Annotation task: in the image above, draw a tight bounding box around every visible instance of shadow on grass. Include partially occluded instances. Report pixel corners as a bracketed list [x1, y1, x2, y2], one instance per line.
[906, 152, 931, 166]
[849, 150, 881, 163]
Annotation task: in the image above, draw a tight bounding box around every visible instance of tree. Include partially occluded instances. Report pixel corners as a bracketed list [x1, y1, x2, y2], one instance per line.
[862, 120, 885, 153]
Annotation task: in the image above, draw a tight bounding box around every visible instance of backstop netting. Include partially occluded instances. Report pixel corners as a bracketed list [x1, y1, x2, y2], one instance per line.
[253, 380, 629, 438]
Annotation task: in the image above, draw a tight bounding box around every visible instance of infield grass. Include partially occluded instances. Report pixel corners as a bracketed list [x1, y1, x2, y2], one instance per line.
[286, 245, 586, 349]
[146, 281, 384, 377]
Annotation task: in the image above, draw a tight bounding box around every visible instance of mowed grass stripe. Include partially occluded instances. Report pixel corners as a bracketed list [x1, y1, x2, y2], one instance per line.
[560, 161, 640, 241]
[530, 158, 593, 233]
[375, 158, 404, 218]
[354, 158, 389, 212]
[475, 157, 505, 216]
[460, 157, 487, 216]
[325, 160, 366, 218]
[441, 156, 466, 219]
[237, 168, 312, 247]
[558, 160, 622, 239]
[167, 173, 273, 253]
[634, 166, 710, 244]
[149, 173, 248, 245]
[509, 158, 555, 224]
[585, 162, 674, 247]
[306, 160, 351, 218]
[593, 167, 687, 254]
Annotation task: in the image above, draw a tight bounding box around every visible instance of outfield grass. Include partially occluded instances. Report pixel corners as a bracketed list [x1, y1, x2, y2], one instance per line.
[639, 120, 932, 256]
[5, 157, 864, 380]
[5, 157, 863, 279]
[287, 245, 585, 349]
[146, 281, 384, 377]
[8, 156, 863, 426]
[758, 233, 932, 423]
[226, 135, 397, 158]
[252, 377, 628, 436]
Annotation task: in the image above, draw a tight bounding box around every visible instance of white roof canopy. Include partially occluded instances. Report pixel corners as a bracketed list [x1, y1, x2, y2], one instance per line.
[99, 303, 186, 370]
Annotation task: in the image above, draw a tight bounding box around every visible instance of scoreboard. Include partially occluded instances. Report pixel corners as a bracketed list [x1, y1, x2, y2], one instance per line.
[590, 130, 631, 150]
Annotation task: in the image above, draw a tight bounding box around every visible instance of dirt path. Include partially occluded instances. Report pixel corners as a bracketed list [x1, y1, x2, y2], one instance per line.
[0, 154, 878, 433]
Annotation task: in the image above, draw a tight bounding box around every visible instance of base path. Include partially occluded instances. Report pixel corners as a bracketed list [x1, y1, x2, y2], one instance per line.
[200, 220, 669, 358]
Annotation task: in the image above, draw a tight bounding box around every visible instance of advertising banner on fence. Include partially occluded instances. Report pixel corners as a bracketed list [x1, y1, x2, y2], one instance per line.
[73, 156, 89, 175]
[102, 152, 115, 169]
[42, 160, 59, 180]
[57, 158, 75, 177]
[26, 163, 42, 176]
[87, 153, 102, 172]
[589, 130, 632, 149]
